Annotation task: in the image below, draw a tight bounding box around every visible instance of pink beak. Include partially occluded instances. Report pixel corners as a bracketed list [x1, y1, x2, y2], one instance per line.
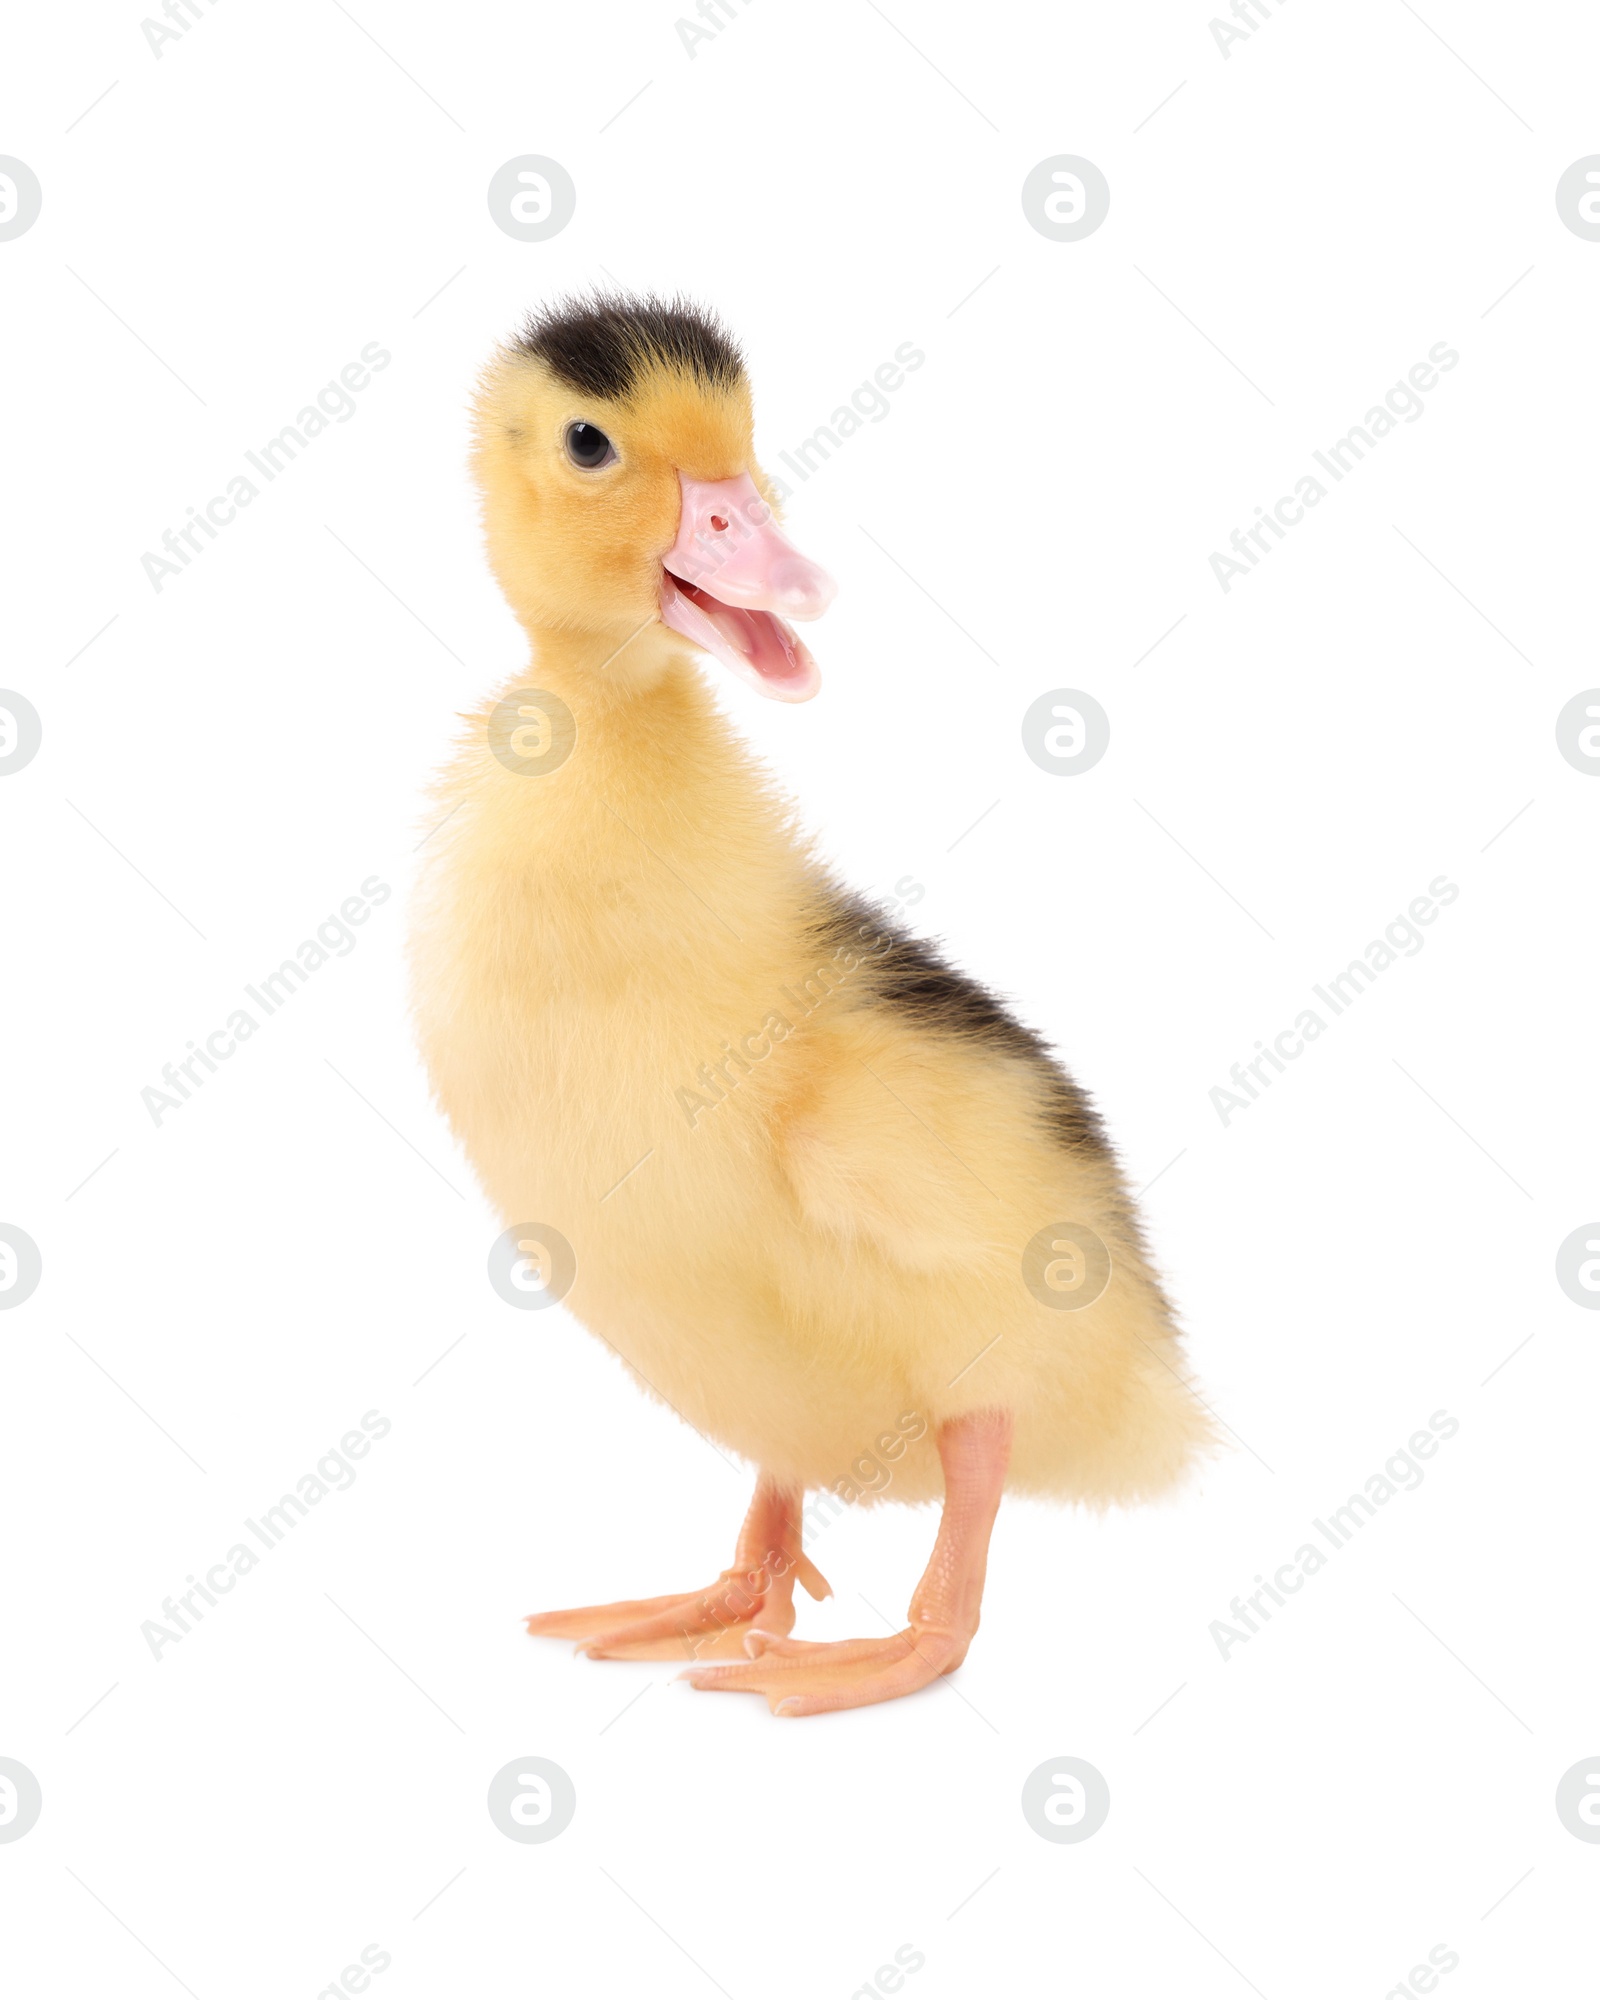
[659, 472, 837, 702]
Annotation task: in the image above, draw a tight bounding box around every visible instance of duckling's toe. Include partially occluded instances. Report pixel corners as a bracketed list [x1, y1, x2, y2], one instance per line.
[587, 1616, 776, 1663]
[524, 1593, 697, 1642]
[681, 1625, 967, 1716]
[525, 1570, 798, 1663]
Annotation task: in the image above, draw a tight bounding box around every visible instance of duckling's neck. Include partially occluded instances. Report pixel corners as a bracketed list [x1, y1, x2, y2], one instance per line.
[516, 618, 681, 715]
[454, 620, 806, 993]
[508, 619, 800, 882]
[513, 618, 745, 821]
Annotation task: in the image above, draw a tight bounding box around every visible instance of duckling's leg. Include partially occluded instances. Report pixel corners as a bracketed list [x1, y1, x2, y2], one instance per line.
[523, 1476, 832, 1663]
[682, 1409, 1012, 1716]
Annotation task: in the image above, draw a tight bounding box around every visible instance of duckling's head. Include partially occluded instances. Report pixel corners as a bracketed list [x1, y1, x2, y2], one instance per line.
[474, 292, 835, 703]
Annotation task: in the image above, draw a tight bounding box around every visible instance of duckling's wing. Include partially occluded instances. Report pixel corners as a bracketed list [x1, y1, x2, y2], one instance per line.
[779, 890, 1133, 1273]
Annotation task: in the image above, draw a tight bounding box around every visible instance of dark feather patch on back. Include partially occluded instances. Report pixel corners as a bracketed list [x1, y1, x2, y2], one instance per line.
[513, 291, 746, 402]
[812, 886, 1115, 1161]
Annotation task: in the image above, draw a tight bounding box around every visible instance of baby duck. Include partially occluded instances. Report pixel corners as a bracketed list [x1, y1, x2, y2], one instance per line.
[410, 294, 1210, 1716]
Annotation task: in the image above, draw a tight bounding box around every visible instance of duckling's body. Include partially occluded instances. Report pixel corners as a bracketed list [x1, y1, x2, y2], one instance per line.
[415, 661, 1201, 1504]
[411, 296, 1210, 1713]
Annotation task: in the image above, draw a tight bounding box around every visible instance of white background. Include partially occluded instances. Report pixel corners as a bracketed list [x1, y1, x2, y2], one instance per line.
[3, 1, 1598, 1993]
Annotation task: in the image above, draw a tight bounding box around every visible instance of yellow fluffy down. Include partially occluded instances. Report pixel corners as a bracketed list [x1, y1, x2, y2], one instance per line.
[410, 658, 1212, 1509]
[408, 343, 1212, 1511]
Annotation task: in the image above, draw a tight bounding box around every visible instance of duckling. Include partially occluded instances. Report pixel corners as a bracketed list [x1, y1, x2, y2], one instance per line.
[409, 294, 1211, 1716]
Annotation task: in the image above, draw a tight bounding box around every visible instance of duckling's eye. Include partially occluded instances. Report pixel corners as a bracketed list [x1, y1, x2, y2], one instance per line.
[564, 422, 616, 469]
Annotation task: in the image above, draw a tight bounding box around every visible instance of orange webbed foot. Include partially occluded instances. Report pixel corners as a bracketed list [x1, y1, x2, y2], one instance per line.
[524, 1496, 832, 1662]
[525, 1568, 802, 1662]
[681, 1622, 967, 1714]
[526, 1411, 1010, 1705]
[680, 1409, 1013, 1715]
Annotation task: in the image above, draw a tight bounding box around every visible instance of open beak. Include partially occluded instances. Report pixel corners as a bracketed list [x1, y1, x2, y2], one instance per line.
[659, 472, 836, 702]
